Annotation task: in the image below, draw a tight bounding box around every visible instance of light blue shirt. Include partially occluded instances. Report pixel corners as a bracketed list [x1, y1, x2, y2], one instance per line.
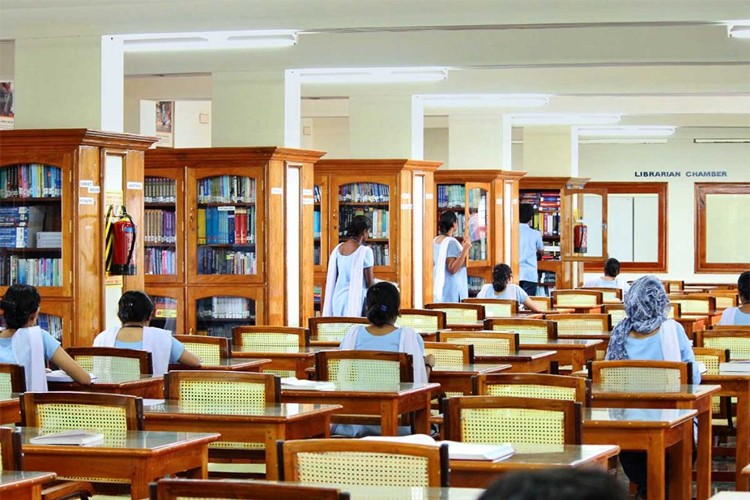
[330, 247, 375, 316]
[351, 326, 425, 352]
[734, 309, 750, 326]
[519, 224, 543, 283]
[114, 337, 185, 364]
[477, 283, 529, 304]
[433, 238, 468, 303]
[623, 321, 701, 384]
[0, 328, 60, 364]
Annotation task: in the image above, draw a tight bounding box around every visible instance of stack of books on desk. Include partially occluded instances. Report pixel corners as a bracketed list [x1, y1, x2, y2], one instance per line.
[363, 434, 515, 461]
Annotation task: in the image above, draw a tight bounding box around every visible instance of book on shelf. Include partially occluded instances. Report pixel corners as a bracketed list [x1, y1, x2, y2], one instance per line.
[197, 176, 256, 204]
[280, 377, 336, 391]
[362, 434, 515, 461]
[0, 164, 62, 198]
[30, 430, 105, 447]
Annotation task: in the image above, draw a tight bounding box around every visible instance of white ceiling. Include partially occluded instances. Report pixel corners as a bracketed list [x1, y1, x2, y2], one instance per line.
[1, 0, 749, 127]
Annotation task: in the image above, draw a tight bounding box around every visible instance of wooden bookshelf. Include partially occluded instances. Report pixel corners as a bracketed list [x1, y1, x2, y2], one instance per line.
[145, 147, 325, 331]
[313, 159, 441, 310]
[0, 129, 156, 346]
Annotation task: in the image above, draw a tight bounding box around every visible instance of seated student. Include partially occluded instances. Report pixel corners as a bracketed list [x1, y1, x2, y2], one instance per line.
[476, 263, 543, 312]
[333, 282, 434, 437]
[478, 468, 628, 500]
[94, 290, 200, 376]
[718, 270, 750, 325]
[0, 284, 90, 390]
[584, 257, 630, 295]
[606, 275, 699, 499]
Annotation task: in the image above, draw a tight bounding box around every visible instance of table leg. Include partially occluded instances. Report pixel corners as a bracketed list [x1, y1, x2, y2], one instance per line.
[380, 400, 398, 436]
[646, 435, 666, 500]
[695, 409, 711, 500]
[266, 427, 281, 480]
[131, 462, 150, 500]
[736, 390, 750, 491]
[412, 392, 431, 434]
[667, 421, 692, 500]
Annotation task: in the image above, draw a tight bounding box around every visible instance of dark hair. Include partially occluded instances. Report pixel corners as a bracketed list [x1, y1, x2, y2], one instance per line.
[492, 263, 512, 293]
[478, 468, 628, 500]
[604, 257, 621, 278]
[117, 290, 155, 324]
[519, 204, 535, 224]
[0, 284, 41, 329]
[346, 215, 371, 238]
[739, 271, 750, 303]
[365, 282, 400, 327]
[439, 211, 458, 234]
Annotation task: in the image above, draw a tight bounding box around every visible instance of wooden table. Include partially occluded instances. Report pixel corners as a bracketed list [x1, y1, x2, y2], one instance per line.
[702, 371, 750, 490]
[232, 346, 317, 378]
[430, 364, 511, 395]
[519, 339, 602, 372]
[449, 444, 620, 487]
[48, 372, 164, 399]
[591, 384, 721, 500]
[676, 315, 708, 339]
[20, 428, 219, 500]
[0, 471, 56, 499]
[281, 382, 439, 436]
[144, 402, 341, 480]
[170, 357, 272, 372]
[548, 305, 604, 314]
[583, 407, 696, 500]
[266, 481, 485, 499]
[0, 394, 20, 424]
[475, 350, 556, 373]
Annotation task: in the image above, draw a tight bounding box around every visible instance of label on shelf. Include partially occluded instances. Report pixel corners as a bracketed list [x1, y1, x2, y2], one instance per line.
[302, 189, 314, 196]
[79, 180, 94, 188]
[87, 186, 100, 194]
[271, 187, 283, 195]
[127, 181, 143, 190]
[425, 193, 433, 199]
[495, 197, 503, 205]
[302, 197, 314, 205]
[400, 203, 413, 210]
[79, 197, 95, 205]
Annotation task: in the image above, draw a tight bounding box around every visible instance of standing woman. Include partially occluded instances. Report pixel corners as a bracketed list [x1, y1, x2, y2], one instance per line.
[433, 211, 471, 303]
[718, 271, 750, 325]
[323, 215, 375, 317]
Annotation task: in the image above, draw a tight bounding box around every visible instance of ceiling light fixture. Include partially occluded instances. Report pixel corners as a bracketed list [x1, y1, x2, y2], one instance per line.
[422, 94, 550, 108]
[298, 67, 448, 84]
[693, 138, 750, 144]
[120, 30, 298, 52]
[579, 138, 669, 145]
[511, 114, 621, 126]
[576, 126, 676, 138]
[728, 24, 750, 38]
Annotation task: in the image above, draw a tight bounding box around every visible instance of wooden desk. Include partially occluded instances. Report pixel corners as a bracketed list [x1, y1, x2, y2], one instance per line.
[232, 346, 317, 378]
[170, 358, 272, 372]
[430, 364, 511, 395]
[519, 339, 602, 372]
[475, 350, 556, 373]
[0, 471, 56, 499]
[48, 372, 164, 399]
[270, 481, 485, 499]
[702, 372, 750, 490]
[583, 408, 696, 500]
[281, 382, 439, 436]
[449, 444, 620, 487]
[20, 428, 219, 500]
[144, 402, 340, 480]
[0, 394, 20, 424]
[591, 384, 721, 500]
[549, 305, 604, 314]
[445, 322, 485, 331]
[676, 316, 708, 339]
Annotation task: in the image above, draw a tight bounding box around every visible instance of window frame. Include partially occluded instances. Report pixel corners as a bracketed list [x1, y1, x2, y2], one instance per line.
[694, 182, 750, 273]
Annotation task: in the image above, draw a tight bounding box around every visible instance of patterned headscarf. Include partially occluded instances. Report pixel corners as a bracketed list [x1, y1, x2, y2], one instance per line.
[606, 275, 671, 360]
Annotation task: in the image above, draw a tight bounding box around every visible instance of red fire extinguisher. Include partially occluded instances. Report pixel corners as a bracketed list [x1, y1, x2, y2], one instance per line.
[107, 205, 137, 275]
[573, 217, 588, 254]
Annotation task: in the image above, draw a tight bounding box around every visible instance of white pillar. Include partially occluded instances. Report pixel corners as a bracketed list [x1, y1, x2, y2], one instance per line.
[14, 36, 123, 131]
[349, 95, 416, 158]
[447, 113, 511, 169]
[522, 126, 579, 176]
[212, 70, 301, 147]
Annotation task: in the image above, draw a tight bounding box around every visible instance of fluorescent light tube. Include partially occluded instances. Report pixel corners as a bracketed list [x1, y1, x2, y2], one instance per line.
[299, 67, 448, 84]
[579, 138, 669, 144]
[121, 30, 298, 52]
[728, 25, 750, 38]
[422, 94, 550, 108]
[576, 126, 676, 138]
[693, 138, 750, 144]
[511, 114, 621, 126]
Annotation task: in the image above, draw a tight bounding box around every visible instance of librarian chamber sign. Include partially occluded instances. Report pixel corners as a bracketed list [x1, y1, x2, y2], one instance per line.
[634, 170, 728, 178]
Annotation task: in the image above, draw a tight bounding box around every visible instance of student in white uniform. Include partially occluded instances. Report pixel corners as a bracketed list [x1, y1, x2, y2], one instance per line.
[518, 204, 544, 296]
[477, 264, 543, 312]
[584, 257, 631, 296]
[718, 271, 750, 325]
[433, 211, 470, 303]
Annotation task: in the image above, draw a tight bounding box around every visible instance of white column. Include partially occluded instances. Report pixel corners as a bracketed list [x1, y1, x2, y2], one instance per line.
[349, 95, 416, 158]
[522, 126, 579, 176]
[212, 70, 301, 147]
[14, 36, 123, 131]
[448, 113, 511, 169]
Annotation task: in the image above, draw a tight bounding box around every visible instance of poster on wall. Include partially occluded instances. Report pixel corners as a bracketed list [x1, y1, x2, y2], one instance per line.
[0, 81, 14, 130]
[155, 100, 174, 147]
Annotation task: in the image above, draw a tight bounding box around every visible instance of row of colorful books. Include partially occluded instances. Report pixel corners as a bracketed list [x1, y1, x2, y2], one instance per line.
[144, 209, 177, 244]
[0, 164, 62, 198]
[533, 212, 561, 237]
[338, 206, 389, 239]
[153, 297, 178, 319]
[144, 248, 177, 275]
[197, 206, 255, 245]
[0, 256, 61, 286]
[370, 242, 390, 266]
[197, 296, 254, 320]
[196, 175, 256, 204]
[437, 184, 466, 208]
[144, 177, 177, 203]
[196, 248, 256, 275]
[338, 182, 389, 203]
[38, 313, 63, 341]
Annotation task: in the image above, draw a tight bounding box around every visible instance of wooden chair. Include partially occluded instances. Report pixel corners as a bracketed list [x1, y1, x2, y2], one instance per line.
[552, 289, 603, 308]
[443, 396, 583, 452]
[0, 362, 26, 397]
[708, 290, 739, 310]
[424, 303, 485, 326]
[483, 318, 557, 342]
[150, 478, 349, 500]
[473, 373, 591, 406]
[173, 335, 230, 364]
[66, 347, 152, 376]
[278, 438, 449, 487]
[697, 330, 750, 360]
[463, 298, 517, 318]
[440, 331, 519, 357]
[693, 347, 733, 428]
[307, 317, 368, 347]
[669, 294, 717, 315]
[314, 350, 413, 384]
[589, 360, 692, 391]
[662, 280, 685, 293]
[530, 296, 553, 310]
[424, 342, 473, 368]
[232, 326, 307, 378]
[712, 325, 750, 331]
[603, 303, 627, 327]
[0, 425, 21, 471]
[397, 309, 446, 335]
[580, 287, 623, 303]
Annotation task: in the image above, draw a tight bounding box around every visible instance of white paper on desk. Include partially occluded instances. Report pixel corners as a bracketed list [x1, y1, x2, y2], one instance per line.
[362, 434, 515, 461]
[141, 399, 165, 407]
[46, 370, 98, 383]
[30, 430, 104, 446]
[280, 377, 336, 391]
[720, 362, 750, 374]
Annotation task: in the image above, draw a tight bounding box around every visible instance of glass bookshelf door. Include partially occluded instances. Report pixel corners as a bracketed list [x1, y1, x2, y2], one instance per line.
[195, 295, 255, 339]
[467, 186, 489, 264]
[150, 295, 178, 334]
[144, 176, 178, 279]
[337, 181, 390, 267]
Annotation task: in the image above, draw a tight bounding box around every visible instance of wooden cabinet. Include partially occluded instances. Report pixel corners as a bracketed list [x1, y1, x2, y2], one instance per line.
[519, 177, 591, 290]
[145, 147, 324, 330]
[434, 170, 526, 296]
[0, 129, 156, 346]
[146, 285, 185, 335]
[313, 159, 441, 310]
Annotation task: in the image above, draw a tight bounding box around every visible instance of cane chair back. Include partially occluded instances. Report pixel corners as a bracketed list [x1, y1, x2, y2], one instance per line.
[463, 298, 517, 318]
[397, 309, 446, 334]
[425, 303, 485, 325]
[712, 326, 750, 331]
[709, 290, 739, 310]
[693, 347, 730, 416]
[552, 290, 603, 308]
[603, 304, 627, 327]
[444, 396, 582, 453]
[308, 317, 369, 346]
[66, 347, 152, 376]
[530, 296, 553, 311]
[697, 330, 750, 360]
[0, 426, 20, 471]
[440, 331, 518, 357]
[279, 438, 449, 487]
[669, 294, 716, 315]
[581, 287, 623, 303]
[662, 280, 685, 293]
[233, 326, 307, 377]
[552, 314, 611, 337]
[483, 318, 556, 342]
[315, 350, 412, 386]
[424, 342, 473, 368]
[473, 373, 591, 406]
[173, 335, 230, 365]
[150, 478, 349, 500]
[0, 363, 25, 398]
[590, 360, 691, 392]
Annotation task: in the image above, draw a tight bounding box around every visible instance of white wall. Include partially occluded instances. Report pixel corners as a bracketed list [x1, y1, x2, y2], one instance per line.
[310, 117, 350, 158]
[174, 100, 211, 148]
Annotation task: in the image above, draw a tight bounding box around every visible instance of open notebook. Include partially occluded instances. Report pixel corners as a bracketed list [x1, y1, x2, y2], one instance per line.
[362, 434, 515, 461]
[30, 430, 105, 446]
